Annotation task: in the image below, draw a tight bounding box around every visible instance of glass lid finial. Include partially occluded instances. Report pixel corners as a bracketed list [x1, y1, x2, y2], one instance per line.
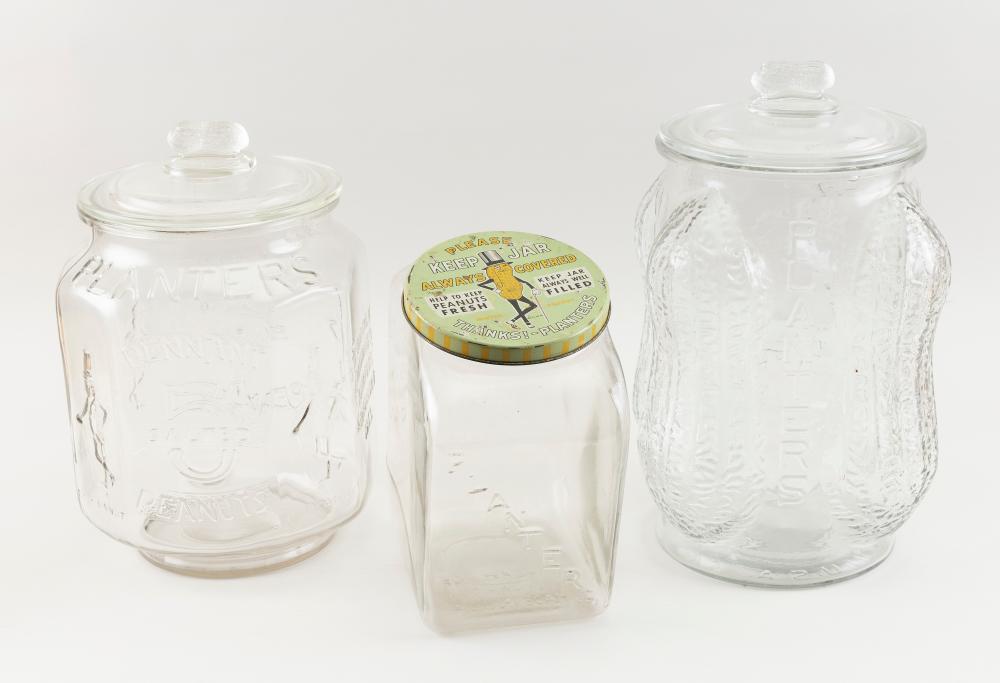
[165, 120, 256, 177]
[749, 61, 838, 116]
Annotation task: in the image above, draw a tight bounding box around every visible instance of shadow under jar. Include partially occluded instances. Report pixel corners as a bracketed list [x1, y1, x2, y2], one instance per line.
[388, 231, 629, 633]
[57, 121, 373, 576]
[635, 62, 951, 587]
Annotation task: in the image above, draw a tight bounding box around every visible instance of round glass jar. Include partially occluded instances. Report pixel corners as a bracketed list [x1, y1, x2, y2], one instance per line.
[388, 231, 629, 633]
[635, 62, 951, 586]
[57, 121, 373, 576]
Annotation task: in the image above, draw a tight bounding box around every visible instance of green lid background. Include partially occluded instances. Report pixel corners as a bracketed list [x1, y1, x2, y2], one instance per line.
[403, 231, 610, 364]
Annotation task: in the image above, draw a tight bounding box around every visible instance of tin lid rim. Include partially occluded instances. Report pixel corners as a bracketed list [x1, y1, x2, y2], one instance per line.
[401, 294, 612, 365]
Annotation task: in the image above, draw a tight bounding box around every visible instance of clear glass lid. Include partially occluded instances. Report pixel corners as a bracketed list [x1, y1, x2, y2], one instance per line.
[657, 61, 926, 172]
[77, 121, 342, 230]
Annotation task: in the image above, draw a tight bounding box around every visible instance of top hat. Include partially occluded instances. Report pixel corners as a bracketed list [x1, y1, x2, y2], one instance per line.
[479, 250, 507, 267]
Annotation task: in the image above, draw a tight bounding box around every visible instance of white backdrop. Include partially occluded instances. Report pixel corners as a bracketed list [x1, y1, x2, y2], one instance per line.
[2, 2, 997, 681]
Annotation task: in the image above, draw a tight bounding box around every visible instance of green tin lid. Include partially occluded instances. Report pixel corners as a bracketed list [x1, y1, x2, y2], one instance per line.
[403, 230, 611, 364]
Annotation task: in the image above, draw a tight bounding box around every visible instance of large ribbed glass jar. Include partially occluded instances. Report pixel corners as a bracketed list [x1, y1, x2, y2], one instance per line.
[635, 62, 951, 586]
[57, 121, 373, 576]
[388, 231, 629, 633]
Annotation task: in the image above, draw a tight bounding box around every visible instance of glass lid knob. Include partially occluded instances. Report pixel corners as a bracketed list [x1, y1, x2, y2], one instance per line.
[165, 120, 256, 177]
[749, 61, 838, 116]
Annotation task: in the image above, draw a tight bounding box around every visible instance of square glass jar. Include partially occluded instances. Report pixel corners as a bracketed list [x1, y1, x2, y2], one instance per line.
[388, 231, 629, 632]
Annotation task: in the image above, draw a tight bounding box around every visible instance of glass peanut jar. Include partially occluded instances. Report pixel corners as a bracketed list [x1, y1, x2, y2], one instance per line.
[635, 62, 951, 586]
[57, 121, 373, 576]
[388, 231, 629, 633]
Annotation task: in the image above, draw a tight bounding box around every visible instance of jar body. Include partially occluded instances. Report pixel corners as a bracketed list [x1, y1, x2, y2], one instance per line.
[388, 286, 629, 632]
[56, 211, 372, 575]
[635, 159, 950, 586]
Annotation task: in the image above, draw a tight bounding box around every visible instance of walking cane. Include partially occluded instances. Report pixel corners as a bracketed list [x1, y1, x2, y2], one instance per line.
[531, 289, 551, 323]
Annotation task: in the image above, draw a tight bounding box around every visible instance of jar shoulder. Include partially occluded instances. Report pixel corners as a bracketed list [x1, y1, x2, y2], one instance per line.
[55, 220, 366, 317]
[415, 332, 627, 417]
[642, 177, 950, 284]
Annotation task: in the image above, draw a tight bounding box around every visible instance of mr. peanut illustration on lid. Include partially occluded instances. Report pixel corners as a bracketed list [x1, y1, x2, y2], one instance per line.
[403, 231, 611, 364]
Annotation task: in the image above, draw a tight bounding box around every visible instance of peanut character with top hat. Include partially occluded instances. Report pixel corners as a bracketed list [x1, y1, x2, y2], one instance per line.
[477, 250, 544, 327]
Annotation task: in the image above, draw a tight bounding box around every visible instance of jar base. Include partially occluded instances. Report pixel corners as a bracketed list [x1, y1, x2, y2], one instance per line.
[656, 518, 893, 588]
[422, 600, 608, 635]
[139, 529, 336, 578]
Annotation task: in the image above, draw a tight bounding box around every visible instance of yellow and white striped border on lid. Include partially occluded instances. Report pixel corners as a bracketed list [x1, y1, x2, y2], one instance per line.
[402, 231, 611, 365]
